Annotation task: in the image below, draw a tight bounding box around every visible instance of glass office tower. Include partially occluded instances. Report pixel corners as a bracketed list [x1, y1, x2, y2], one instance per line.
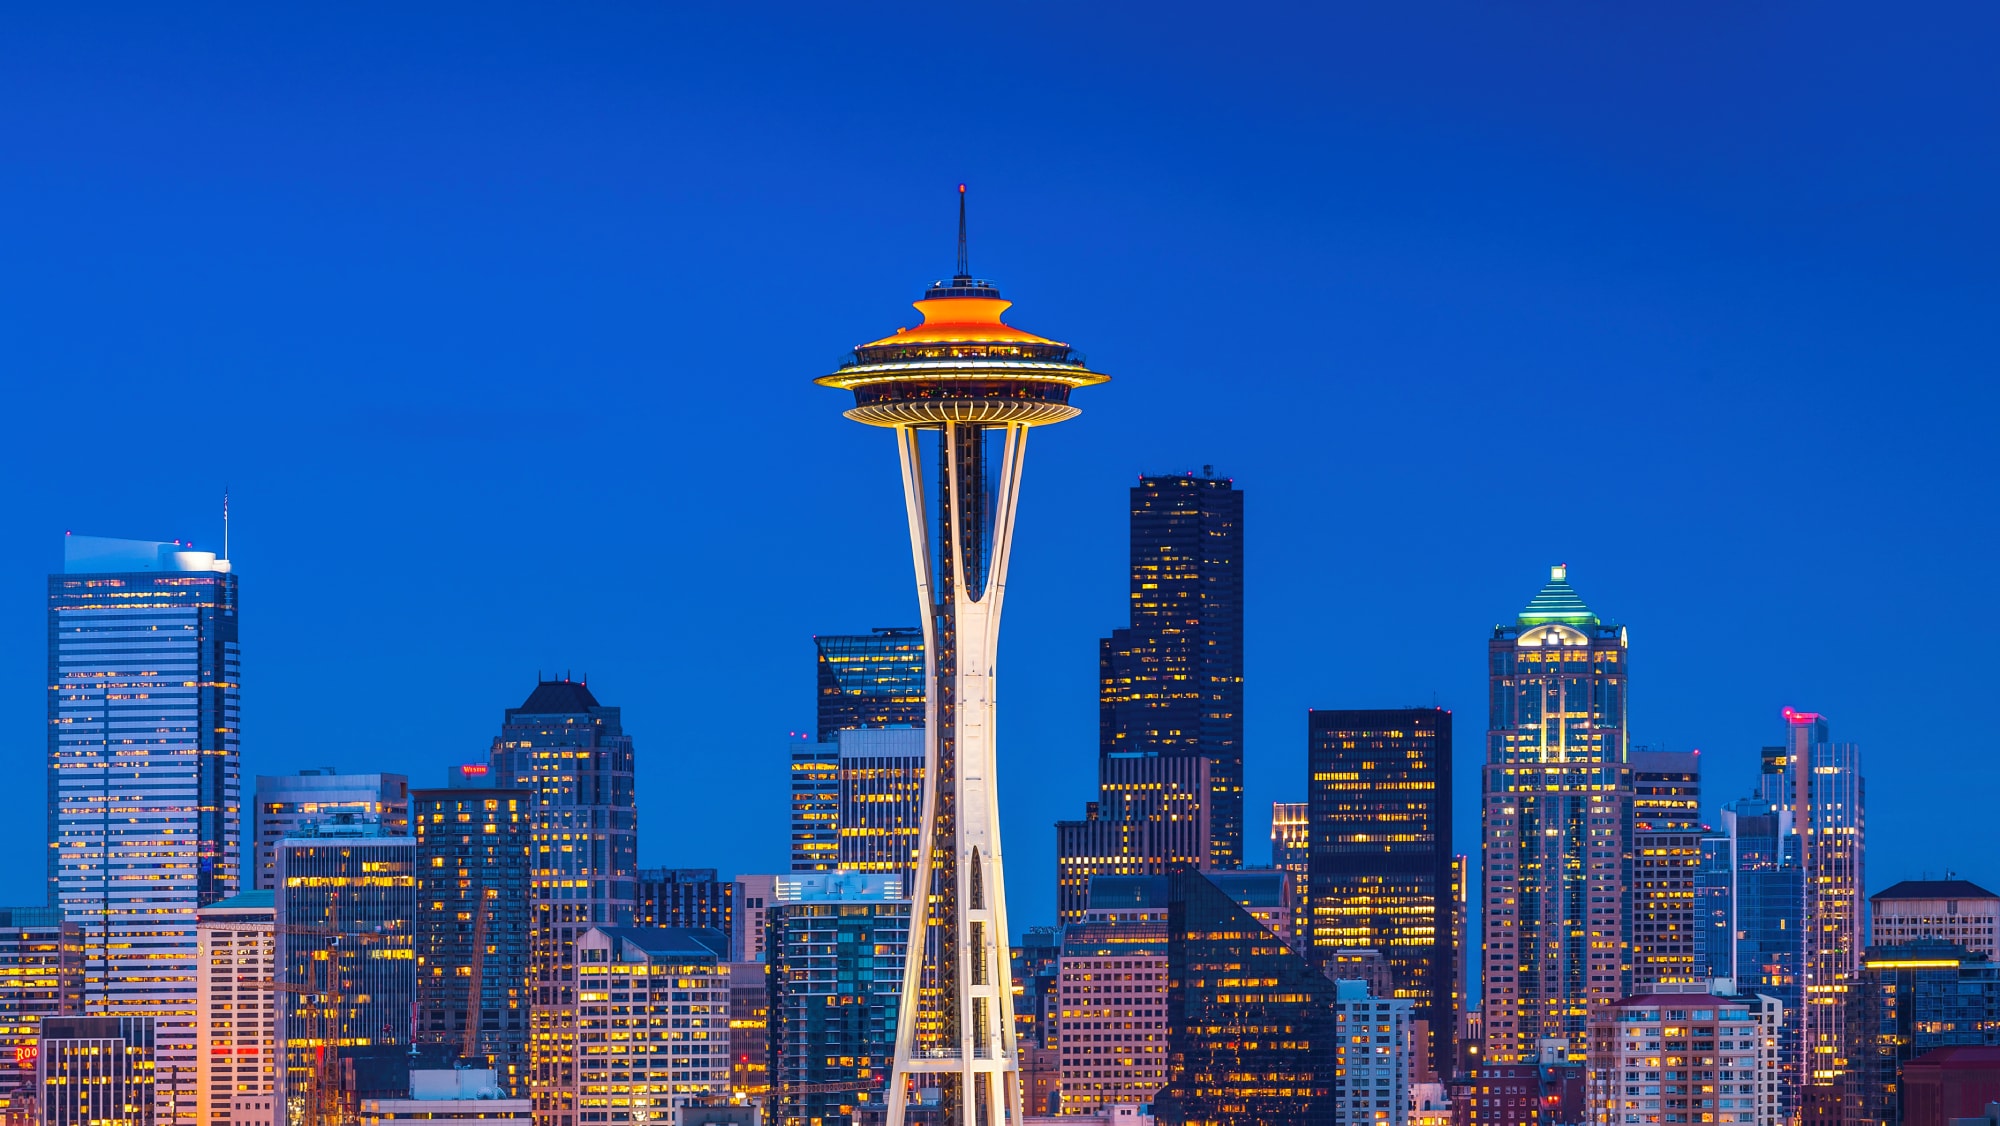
[488, 678, 637, 1126]
[273, 819, 417, 1119]
[1785, 709, 1864, 1089]
[1099, 472, 1245, 869]
[1305, 707, 1454, 1082]
[1153, 868, 1335, 1126]
[767, 873, 909, 1126]
[47, 534, 240, 1122]
[815, 629, 926, 740]
[1481, 566, 1632, 1064]
[412, 786, 532, 1096]
[1630, 750, 1702, 987]
[1708, 795, 1806, 1118]
[251, 770, 409, 891]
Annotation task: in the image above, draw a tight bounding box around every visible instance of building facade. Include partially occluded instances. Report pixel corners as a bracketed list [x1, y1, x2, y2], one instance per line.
[766, 873, 907, 1126]
[1630, 751, 1702, 988]
[1845, 940, 2000, 1126]
[0, 908, 81, 1103]
[1153, 868, 1335, 1126]
[38, 1016, 155, 1126]
[194, 892, 273, 1126]
[1482, 566, 1632, 1064]
[1869, 880, 1999, 960]
[273, 819, 418, 1117]
[412, 786, 531, 1096]
[1098, 473, 1244, 870]
[726, 961, 769, 1103]
[1785, 710, 1864, 1089]
[572, 927, 731, 1125]
[1056, 904, 1168, 1113]
[488, 678, 638, 1126]
[1271, 802, 1309, 942]
[250, 770, 410, 891]
[1307, 707, 1454, 1080]
[47, 535, 240, 1122]
[731, 875, 777, 964]
[360, 1068, 532, 1126]
[1698, 796, 1805, 1116]
[1586, 982, 1783, 1126]
[635, 869, 735, 938]
[1331, 978, 1414, 1126]
[834, 728, 925, 886]
[815, 628, 925, 740]
[1055, 756, 1214, 924]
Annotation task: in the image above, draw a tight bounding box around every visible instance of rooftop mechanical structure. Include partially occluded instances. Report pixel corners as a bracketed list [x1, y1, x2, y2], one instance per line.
[817, 187, 1107, 1126]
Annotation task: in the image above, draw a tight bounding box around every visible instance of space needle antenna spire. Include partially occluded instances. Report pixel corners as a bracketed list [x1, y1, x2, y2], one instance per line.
[955, 183, 970, 281]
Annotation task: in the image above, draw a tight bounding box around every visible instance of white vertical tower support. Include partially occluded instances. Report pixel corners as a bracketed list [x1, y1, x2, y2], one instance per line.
[813, 188, 1110, 1126]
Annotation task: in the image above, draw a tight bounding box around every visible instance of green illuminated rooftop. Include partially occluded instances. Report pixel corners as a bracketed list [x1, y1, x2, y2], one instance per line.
[1519, 564, 1599, 626]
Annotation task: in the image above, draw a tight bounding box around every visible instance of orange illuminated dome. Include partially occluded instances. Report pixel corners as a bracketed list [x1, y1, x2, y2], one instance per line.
[817, 187, 1108, 427]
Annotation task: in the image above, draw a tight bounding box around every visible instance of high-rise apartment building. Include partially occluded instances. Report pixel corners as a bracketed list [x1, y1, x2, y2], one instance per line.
[194, 892, 273, 1126]
[766, 873, 908, 1126]
[635, 868, 735, 938]
[1331, 978, 1415, 1126]
[488, 678, 638, 1126]
[412, 786, 531, 1096]
[1055, 756, 1214, 923]
[1630, 750, 1702, 987]
[1099, 472, 1244, 869]
[1585, 981, 1784, 1126]
[1152, 868, 1335, 1126]
[251, 770, 409, 891]
[0, 908, 82, 1102]
[1482, 566, 1631, 1064]
[48, 535, 240, 1122]
[37, 1016, 155, 1126]
[789, 738, 841, 873]
[273, 819, 418, 1116]
[1869, 879, 1999, 960]
[1307, 707, 1454, 1081]
[727, 961, 770, 1103]
[815, 629, 925, 740]
[571, 927, 731, 1125]
[1785, 709, 1864, 1089]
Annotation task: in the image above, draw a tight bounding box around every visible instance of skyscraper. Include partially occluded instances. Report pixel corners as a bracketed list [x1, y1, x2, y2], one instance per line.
[815, 629, 925, 740]
[1099, 472, 1245, 869]
[1055, 756, 1214, 923]
[1699, 794, 1806, 1115]
[47, 534, 240, 1122]
[1270, 802, 1309, 941]
[1306, 707, 1454, 1082]
[766, 872, 909, 1126]
[273, 818, 417, 1119]
[0, 908, 82, 1104]
[792, 728, 927, 882]
[1152, 868, 1336, 1126]
[194, 892, 273, 1126]
[488, 678, 637, 1126]
[1481, 565, 1631, 1064]
[250, 770, 410, 891]
[1054, 881, 1170, 1114]
[37, 1016, 155, 1126]
[570, 928, 732, 1124]
[1630, 750, 1702, 987]
[815, 187, 1108, 1126]
[1785, 709, 1864, 1089]
[412, 786, 531, 1096]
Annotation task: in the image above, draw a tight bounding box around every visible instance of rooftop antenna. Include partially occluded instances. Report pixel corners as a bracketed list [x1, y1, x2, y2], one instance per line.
[955, 183, 969, 281]
[222, 486, 230, 559]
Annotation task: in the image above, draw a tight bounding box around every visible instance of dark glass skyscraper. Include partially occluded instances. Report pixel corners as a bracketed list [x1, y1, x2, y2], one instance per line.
[1153, 868, 1335, 1126]
[1630, 750, 1702, 988]
[412, 786, 531, 1097]
[814, 629, 925, 741]
[1100, 472, 1244, 869]
[488, 678, 637, 1126]
[1305, 707, 1453, 1082]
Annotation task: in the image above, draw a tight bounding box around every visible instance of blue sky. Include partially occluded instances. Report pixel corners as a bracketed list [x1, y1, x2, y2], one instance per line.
[0, 3, 1994, 930]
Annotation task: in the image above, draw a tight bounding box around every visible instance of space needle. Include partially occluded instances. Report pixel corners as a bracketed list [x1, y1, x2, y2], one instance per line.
[816, 187, 1108, 1126]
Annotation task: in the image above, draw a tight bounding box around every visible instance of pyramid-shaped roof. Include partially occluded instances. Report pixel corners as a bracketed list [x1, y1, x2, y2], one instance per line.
[1519, 565, 1598, 626]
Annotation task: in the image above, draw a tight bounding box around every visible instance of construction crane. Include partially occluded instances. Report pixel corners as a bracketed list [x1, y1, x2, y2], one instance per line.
[462, 893, 492, 1063]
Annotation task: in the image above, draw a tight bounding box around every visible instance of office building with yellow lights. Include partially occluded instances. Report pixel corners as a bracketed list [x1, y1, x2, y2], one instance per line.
[1056, 756, 1215, 925]
[0, 908, 81, 1106]
[1584, 981, 1784, 1126]
[1481, 566, 1633, 1064]
[37, 1016, 156, 1126]
[1845, 939, 2000, 1126]
[766, 873, 907, 1126]
[1306, 706, 1454, 1082]
[1783, 708, 1864, 1090]
[487, 678, 638, 1126]
[1630, 750, 1702, 988]
[273, 817, 418, 1118]
[569, 927, 730, 1126]
[48, 535, 241, 1124]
